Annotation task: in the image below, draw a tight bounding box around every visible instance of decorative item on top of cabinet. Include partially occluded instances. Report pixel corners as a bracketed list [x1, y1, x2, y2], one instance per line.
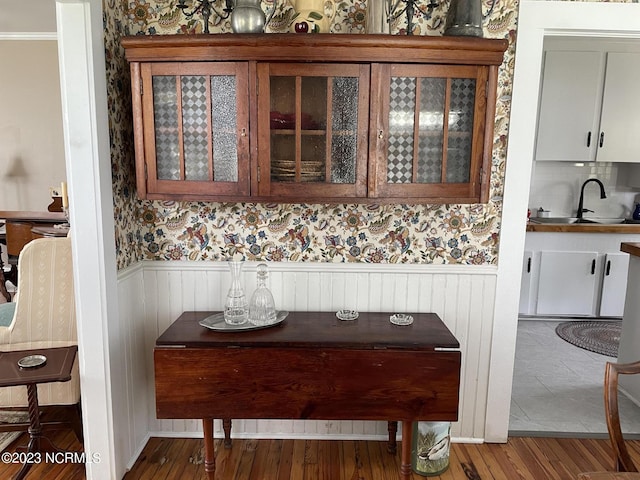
[535, 49, 640, 163]
[121, 34, 507, 204]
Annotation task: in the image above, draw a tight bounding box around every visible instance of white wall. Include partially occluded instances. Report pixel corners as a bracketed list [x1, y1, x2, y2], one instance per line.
[0, 40, 67, 211]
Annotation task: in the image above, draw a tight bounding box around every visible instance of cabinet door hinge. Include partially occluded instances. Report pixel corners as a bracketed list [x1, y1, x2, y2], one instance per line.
[140, 80, 143, 96]
[257, 165, 261, 182]
[144, 162, 148, 180]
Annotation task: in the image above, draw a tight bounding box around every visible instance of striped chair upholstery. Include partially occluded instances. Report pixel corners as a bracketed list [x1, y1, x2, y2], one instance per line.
[0, 237, 79, 407]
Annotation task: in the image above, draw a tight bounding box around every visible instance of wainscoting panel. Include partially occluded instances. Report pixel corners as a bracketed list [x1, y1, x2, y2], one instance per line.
[132, 261, 497, 441]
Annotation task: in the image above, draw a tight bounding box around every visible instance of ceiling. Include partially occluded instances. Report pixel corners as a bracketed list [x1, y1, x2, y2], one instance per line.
[0, 0, 57, 34]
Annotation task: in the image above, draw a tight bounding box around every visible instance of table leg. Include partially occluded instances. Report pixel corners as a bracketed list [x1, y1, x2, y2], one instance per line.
[202, 418, 215, 480]
[387, 421, 398, 454]
[223, 418, 232, 449]
[400, 420, 412, 480]
[0, 245, 10, 302]
[12, 384, 41, 480]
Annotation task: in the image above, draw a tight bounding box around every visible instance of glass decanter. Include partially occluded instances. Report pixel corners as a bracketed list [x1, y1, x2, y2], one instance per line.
[224, 260, 249, 325]
[248, 263, 277, 326]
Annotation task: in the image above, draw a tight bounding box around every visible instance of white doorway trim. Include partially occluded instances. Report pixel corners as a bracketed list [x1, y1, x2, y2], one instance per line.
[487, 0, 640, 442]
[56, 1, 119, 478]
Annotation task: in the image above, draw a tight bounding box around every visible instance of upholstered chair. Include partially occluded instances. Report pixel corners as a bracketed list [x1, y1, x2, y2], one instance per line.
[0, 236, 81, 439]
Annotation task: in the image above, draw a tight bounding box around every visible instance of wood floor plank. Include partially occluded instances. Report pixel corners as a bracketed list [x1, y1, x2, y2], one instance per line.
[276, 438, 294, 480]
[290, 439, 306, 479]
[4, 428, 640, 480]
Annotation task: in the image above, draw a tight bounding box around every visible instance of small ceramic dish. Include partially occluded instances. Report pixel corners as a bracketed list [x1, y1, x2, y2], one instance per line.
[336, 310, 359, 321]
[390, 314, 414, 326]
[17, 354, 47, 369]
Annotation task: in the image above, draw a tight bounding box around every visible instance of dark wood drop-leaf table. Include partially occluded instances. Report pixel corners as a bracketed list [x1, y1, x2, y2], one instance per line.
[154, 311, 461, 480]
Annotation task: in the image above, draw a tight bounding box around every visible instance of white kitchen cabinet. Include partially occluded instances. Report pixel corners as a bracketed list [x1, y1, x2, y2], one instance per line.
[536, 251, 599, 316]
[522, 232, 640, 317]
[597, 53, 640, 163]
[535, 50, 640, 163]
[535, 51, 604, 162]
[519, 250, 533, 315]
[599, 253, 630, 317]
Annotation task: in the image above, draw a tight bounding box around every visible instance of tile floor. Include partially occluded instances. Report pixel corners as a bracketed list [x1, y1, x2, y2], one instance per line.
[509, 318, 640, 437]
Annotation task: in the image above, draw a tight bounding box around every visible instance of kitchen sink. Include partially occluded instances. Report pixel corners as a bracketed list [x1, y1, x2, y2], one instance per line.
[530, 217, 628, 224]
[530, 217, 579, 224]
[579, 217, 626, 224]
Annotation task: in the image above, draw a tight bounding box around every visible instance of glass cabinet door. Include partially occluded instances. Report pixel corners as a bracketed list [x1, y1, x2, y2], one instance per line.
[140, 62, 249, 198]
[256, 64, 370, 199]
[370, 64, 489, 202]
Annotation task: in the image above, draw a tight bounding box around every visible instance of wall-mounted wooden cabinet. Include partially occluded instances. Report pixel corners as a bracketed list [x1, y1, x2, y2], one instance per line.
[122, 34, 507, 204]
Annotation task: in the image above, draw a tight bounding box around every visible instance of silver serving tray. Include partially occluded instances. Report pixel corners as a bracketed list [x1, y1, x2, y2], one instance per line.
[199, 311, 288, 332]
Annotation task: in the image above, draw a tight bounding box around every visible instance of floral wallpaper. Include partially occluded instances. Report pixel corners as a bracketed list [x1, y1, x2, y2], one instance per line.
[104, 0, 517, 269]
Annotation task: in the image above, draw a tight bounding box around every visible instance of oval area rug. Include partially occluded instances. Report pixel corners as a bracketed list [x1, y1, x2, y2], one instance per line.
[555, 321, 621, 357]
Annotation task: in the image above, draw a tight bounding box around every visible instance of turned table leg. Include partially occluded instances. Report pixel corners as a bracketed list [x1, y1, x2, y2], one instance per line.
[223, 418, 232, 448]
[387, 421, 398, 454]
[13, 383, 54, 480]
[400, 420, 413, 480]
[202, 418, 215, 480]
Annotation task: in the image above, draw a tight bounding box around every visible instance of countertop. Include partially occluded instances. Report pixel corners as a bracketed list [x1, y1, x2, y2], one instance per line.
[527, 220, 640, 233]
[621, 242, 640, 258]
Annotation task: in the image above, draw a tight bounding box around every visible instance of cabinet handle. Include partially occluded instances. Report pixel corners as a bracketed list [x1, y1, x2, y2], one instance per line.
[606, 260, 611, 276]
[527, 257, 531, 273]
[378, 130, 384, 139]
[599, 132, 605, 147]
[587, 131, 591, 147]
[240, 128, 247, 137]
[591, 259, 596, 275]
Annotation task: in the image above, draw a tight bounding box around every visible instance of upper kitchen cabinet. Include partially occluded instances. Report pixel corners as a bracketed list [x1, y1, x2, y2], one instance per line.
[535, 46, 640, 163]
[597, 53, 640, 163]
[122, 34, 507, 203]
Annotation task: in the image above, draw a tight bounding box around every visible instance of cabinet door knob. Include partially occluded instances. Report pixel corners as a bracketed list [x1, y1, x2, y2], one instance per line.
[378, 130, 384, 139]
[240, 128, 247, 137]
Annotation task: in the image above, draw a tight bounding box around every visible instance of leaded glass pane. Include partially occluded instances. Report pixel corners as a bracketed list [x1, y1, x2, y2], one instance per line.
[447, 78, 475, 183]
[387, 76, 415, 184]
[300, 77, 326, 182]
[153, 76, 180, 180]
[331, 77, 358, 184]
[211, 75, 238, 182]
[417, 77, 445, 183]
[181, 75, 209, 181]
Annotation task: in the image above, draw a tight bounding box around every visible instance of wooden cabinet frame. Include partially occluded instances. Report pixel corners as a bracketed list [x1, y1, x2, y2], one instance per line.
[123, 34, 507, 204]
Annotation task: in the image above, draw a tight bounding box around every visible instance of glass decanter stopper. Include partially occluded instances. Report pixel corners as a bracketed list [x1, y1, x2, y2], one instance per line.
[224, 260, 249, 325]
[248, 263, 277, 326]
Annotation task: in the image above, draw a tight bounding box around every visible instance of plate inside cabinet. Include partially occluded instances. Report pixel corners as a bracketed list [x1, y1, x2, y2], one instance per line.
[17, 354, 47, 369]
[199, 311, 288, 332]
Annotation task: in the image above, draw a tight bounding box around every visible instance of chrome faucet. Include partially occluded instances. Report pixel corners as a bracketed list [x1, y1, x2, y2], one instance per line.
[577, 178, 606, 219]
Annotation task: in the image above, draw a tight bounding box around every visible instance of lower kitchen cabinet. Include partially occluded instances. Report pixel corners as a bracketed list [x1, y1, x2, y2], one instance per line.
[519, 233, 640, 318]
[536, 251, 598, 316]
[599, 253, 630, 317]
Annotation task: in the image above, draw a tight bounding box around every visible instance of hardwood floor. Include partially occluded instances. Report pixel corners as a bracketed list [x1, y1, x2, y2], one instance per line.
[2, 430, 639, 479]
